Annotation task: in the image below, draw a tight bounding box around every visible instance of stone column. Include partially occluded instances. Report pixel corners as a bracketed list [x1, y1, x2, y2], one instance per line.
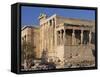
[81, 30, 83, 45]
[63, 29, 65, 45]
[60, 30, 62, 45]
[61, 30, 63, 45]
[72, 29, 75, 45]
[56, 31, 58, 46]
[58, 31, 60, 45]
[52, 19, 53, 26]
[89, 31, 92, 44]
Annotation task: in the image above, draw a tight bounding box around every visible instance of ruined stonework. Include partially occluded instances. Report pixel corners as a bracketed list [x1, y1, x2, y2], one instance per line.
[21, 26, 40, 59]
[21, 13, 95, 68]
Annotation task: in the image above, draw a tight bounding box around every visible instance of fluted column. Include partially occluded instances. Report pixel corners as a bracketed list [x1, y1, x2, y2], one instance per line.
[81, 30, 83, 45]
[72, 29, 75, 45]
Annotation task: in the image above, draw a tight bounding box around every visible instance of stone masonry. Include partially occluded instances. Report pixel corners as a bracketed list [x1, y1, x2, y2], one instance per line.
[21, 13, 95, 68]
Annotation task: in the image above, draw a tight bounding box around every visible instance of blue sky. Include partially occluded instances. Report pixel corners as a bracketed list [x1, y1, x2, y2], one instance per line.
[21, 6, 95, 27]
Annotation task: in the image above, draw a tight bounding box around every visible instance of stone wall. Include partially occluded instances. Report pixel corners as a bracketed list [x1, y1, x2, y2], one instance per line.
[21, 26, 40, 58]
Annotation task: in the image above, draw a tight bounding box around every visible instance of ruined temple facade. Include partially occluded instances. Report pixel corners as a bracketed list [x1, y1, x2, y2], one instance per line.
[22, 13, 95, 67]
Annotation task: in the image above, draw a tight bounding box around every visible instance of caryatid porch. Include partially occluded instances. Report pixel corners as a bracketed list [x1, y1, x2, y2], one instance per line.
[56, 23, 93, 46]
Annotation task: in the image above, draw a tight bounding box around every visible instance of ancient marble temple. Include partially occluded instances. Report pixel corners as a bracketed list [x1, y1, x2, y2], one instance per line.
[22, 13, 95, 67]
